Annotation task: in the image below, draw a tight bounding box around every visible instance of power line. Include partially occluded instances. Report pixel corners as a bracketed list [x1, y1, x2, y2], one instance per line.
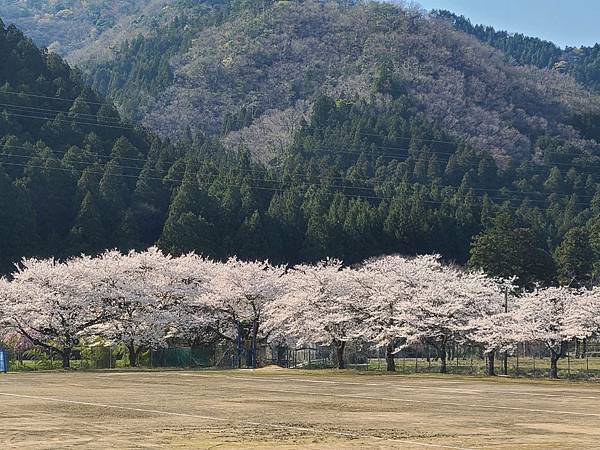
[1, 144, 598, 201]
[0, 89, 108, 106]
[0, 111, 138, 131]
[295, 145, 600, 171]
[3, 92, 598, 169]
[0, 102, 124, 124]
[0, 156, 595, 209]
[2, 130, 599, 178]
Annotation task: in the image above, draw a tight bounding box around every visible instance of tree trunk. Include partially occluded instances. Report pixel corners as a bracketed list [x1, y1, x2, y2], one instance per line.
[236, 321, 243, 368]
[582, 339, 587, 359]
[246, 347, 253, 368]
[438, 345, 447, 374]
[334, 341, 346, 369]
[386, 342, 396, 372]
[251, 319, 259, 369]
[550, 350, 560, 379]
[127, 344, 139, 368]
[487, 351, 496, 376]
[62, 347, 72, 369]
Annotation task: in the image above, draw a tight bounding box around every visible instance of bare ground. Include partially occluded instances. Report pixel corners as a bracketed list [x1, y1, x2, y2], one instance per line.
[1, 369, 599, 449]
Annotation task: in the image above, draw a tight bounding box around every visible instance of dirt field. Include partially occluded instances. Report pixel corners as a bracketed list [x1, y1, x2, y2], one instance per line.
[1, 369, 599, 449]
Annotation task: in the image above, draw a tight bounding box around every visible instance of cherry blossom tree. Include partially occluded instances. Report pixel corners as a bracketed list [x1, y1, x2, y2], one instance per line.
[267, 260, 366, 369]
[3, 256, 111, 369]
[2, 247, 593, 378]
[566, 288, 600, 339]
[468, 312, 518, 376]
[513, 286, 575, 379]
[400, 257, 505, 373]
[90, 248, 184, 367]
[164, 252, 218, 345]
[353, 255, 429, 372]
[206, 258, 286, 368]
[564, 288, 600, 358]
[467, 278, 518, 376]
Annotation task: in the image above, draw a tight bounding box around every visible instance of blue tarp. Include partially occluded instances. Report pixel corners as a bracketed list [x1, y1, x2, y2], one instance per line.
[0, 348, 7, 373]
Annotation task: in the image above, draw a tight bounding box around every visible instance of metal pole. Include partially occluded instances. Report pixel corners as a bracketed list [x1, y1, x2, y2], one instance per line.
[428, 347, 431, 371]
[470, 346, 473, 374]
[503, 288, 509, 375]
[456, 346, 459, 372]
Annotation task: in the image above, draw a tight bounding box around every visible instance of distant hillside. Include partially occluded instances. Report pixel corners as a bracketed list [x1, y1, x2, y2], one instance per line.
[83, 0, 600, 165]
[2, 0, 599, 166]
[433, 10, 600, 92]
[0, 0, 171, 57]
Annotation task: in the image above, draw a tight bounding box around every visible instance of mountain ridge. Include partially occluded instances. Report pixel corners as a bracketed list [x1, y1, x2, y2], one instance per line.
[92, 1, 600, 165]
[2, 1, 599, 164]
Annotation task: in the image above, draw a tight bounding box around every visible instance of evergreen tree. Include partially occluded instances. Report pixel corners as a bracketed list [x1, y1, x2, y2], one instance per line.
[69, 192, 105, 255]
[555, 227, 594, 287]
[469, 212, 556, 288]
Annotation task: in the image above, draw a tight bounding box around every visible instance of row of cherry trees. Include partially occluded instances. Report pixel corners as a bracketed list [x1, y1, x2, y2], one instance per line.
[1, 249, 599, 378]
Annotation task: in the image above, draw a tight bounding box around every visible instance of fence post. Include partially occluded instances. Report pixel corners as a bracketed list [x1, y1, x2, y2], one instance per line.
[456, 347, 459, 372]
[470, 346, 473, 374]
[586, 355, 589, 376]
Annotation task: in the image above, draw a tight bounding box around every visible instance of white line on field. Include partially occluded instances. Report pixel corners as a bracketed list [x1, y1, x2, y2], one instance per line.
[239, 386, 600, 418]
[0, 392, 468, 450]
[161, 373, 599, 401]
[92, 372, 600, 417]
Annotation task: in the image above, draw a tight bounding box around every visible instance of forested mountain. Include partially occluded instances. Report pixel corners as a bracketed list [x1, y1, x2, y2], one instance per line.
[3, 1, 599, 165]
[433, 10, 600, 93]
[83, 0, 600, 166]
[2, 3, 600, 288]
[0, 0, 171, 58]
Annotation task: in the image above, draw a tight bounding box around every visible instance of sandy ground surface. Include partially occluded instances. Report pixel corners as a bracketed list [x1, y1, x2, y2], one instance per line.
[0, 369, 599, 449]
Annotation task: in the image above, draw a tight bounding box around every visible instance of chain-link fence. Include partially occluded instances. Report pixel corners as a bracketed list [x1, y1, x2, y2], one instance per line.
[5, 339, 600, 379]
[339, 340, 600, 379]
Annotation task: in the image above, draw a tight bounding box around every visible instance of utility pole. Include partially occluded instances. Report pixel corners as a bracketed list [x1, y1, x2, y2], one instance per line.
[503, 288, 509, 376]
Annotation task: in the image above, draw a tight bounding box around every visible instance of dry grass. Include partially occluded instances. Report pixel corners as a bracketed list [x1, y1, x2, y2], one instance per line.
[1, 369, 599, 449]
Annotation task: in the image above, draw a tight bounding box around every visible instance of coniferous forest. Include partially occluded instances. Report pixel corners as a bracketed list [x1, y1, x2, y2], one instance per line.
[0, 2, 600, 290]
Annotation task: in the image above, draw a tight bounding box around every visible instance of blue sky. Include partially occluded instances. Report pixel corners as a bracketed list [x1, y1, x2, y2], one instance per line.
[414, 0, 599, 48]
